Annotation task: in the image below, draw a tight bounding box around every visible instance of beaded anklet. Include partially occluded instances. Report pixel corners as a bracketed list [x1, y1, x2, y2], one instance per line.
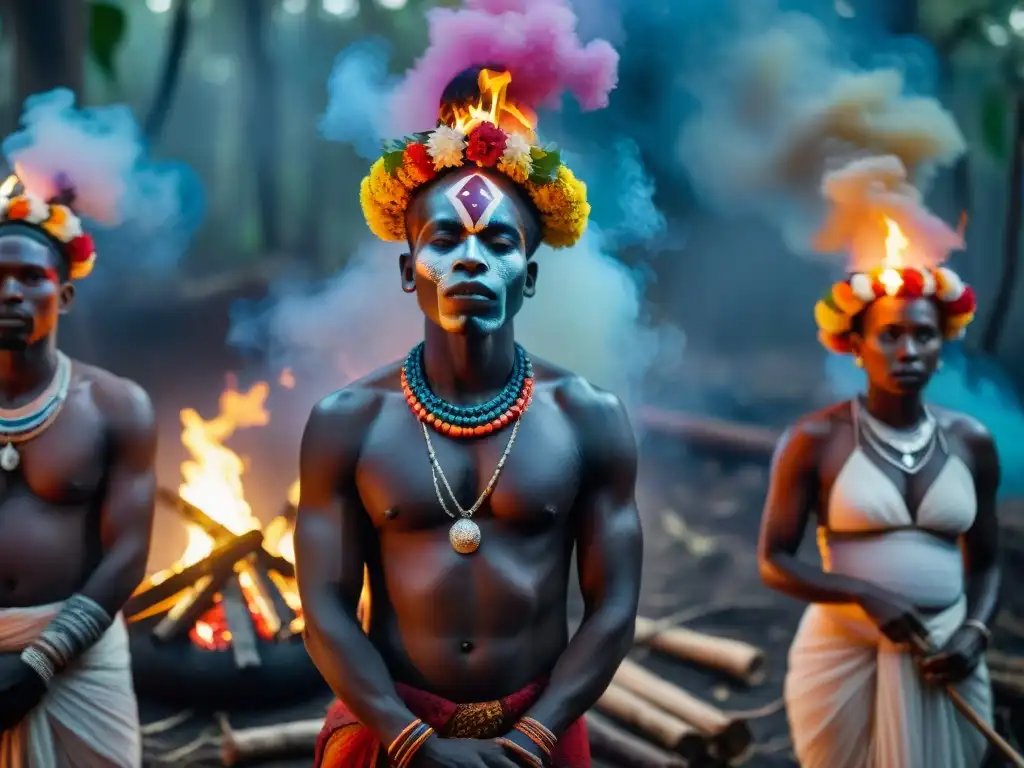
[387, 719, 434, 768]
[401, 342, 534, 438]
[514, 717, 556, 757]
[496, 736, 546, 767]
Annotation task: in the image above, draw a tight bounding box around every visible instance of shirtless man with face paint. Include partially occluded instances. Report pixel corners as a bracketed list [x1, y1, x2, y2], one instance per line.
[297, 64, 642, 768]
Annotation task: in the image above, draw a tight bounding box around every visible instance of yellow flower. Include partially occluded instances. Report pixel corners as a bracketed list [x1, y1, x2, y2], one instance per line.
[497, 160, 528, 184]
[359, 175, 407, 242]
[813, 299, 851, 335]
[525, 165, 589, 248]
[69, 252, 96, 280]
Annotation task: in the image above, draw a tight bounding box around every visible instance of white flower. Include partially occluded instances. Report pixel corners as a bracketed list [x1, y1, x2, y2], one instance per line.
[934, 266, 964, 301]
[918, 267, 936, 296]
[23, 195, 50, 226]
[426, 126, 467, 170]
[500, 133, 533, 174]
[849, 273, 875, 302]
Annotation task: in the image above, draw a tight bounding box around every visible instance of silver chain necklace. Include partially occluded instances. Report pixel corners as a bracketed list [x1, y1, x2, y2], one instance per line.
[421, 418, 521, 555]
[856, 400, 938, 474]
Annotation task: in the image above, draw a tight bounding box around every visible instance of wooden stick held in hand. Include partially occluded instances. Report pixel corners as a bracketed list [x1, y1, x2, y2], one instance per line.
[635, 617, 766, 685]
[614, 658, 752, 761]
[910, 634, 1024, 767]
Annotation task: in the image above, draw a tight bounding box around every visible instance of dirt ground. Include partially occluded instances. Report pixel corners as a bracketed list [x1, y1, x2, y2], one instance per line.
[137, 430, 1024, 767]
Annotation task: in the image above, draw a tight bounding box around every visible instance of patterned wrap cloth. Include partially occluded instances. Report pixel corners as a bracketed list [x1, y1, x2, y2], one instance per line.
[315, 680, 591, 767]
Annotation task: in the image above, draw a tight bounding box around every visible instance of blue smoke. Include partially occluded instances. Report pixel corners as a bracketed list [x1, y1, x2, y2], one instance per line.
[2, 88, 205, 281]
[826, 347, 1024, 497]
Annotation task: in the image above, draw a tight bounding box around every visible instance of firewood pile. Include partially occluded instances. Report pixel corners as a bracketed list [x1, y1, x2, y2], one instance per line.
[126, 488, 301, 658]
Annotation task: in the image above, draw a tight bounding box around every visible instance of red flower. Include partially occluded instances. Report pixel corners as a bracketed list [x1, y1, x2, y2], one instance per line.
[899, 268, 925, 298]
[465, 123, 507, 167]
[65, 234, 94, 264]
[403, 143, 435, 181]
[944, 284, 976, 316]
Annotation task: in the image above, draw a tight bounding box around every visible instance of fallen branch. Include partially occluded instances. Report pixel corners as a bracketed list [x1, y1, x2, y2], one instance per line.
[220, 717, 321, 765]
[596, 683, 708, 762]
[635, 616, 766, 685]
[585, 712, 689, 767]
[614, 658, 752, 762]
[638, 407, 779, 456]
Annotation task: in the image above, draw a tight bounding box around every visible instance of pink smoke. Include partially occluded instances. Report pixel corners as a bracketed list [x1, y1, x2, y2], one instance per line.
[388, 0, 619, 134]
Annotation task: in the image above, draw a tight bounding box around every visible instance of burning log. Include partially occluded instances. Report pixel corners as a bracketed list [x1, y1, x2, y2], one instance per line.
[614, 659, 752, 762]
[585, 712, 689, 768]
[638, 407, 779, 457]
[154, 570, 233, 643]
[596, 683, 707, 762]
[635, 617, 766, 685]
[221, 578, 262, 668]
[157, 486, 297, 579]
[126, 530, 265, 619]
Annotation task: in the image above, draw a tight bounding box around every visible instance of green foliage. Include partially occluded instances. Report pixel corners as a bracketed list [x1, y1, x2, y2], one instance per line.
[382, 149, 406, 173]
[981, 87, 1009, 161]
[88, 2, 128, 83]
[528, 146, 561, 184]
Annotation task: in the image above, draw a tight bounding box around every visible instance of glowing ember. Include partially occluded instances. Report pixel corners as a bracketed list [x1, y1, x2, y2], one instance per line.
[445, 69, 537, 139]
[878, 217, 907, 296]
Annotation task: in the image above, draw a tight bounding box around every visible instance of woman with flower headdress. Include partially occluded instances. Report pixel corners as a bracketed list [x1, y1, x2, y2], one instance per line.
[0, 89, 201, 768]
[295, 3, 640, 767]
[757, 155, 998, 767]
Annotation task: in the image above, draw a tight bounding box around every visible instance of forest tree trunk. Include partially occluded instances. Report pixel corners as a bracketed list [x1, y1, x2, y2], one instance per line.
[241, 0, 281, 253]
[981, 97, 1024, 354]
[2, 0, 86, 119]
[0, 0, 98, 363]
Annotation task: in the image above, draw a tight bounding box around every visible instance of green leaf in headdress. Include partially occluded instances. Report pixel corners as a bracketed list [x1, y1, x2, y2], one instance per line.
[528, 146, 562, 184]
[382, 149, 406, 174]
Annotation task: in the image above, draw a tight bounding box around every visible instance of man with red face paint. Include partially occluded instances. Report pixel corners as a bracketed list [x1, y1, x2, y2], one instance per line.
[0, 138, 157, 765]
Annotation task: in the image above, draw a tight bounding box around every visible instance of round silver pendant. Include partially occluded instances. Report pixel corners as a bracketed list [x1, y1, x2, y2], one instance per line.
[449, 518, 481, 554]
[901, 453, 915, 468]
[0, 443, 19, 471]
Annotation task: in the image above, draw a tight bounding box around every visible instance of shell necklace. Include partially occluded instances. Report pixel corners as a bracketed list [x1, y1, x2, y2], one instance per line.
[0, 351, 73, 471]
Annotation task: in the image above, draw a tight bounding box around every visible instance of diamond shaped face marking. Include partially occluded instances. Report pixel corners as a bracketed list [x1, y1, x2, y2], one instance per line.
[445, 173, 504, 233]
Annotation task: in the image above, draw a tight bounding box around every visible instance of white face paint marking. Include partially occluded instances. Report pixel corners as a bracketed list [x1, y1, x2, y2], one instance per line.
[444, 173, 505, 233]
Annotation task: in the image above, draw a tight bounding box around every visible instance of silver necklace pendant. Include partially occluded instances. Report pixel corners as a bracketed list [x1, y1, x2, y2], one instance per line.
[0, 442, 19, 471]
[901, 452, 915, 469]
[449, 518, 482, 554]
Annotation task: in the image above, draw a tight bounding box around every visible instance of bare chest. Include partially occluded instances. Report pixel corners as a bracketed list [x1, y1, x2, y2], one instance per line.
[0, 396, 107, 505]
[356, 397, 583, 533]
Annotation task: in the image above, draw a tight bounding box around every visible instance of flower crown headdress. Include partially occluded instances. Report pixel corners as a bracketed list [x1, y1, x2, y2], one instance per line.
[360, 68, 590, 249]
[811, 157, 976, 354]
[0, 169, 96, 280]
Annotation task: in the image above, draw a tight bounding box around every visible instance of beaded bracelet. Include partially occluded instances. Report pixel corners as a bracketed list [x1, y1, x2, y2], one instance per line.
[387, 719, 434, 768]
[20, 594, 112, 684]
[496, 736, 545, 767]
[514, 717, 556, 757]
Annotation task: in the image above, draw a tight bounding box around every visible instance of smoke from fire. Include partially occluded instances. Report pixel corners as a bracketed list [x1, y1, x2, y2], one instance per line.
[231, 0, 678, 415]
[2, 88, 205, 287]
[232, 0, 1024, 493]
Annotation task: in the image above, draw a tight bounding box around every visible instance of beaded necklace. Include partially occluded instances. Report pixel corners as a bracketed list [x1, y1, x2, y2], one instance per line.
[402, 342, 535, 554]
[400, 342, 534, 438]
[0, 351, 73, 471]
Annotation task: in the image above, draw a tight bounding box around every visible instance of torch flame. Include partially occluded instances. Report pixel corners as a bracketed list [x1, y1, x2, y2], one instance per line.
[445, 69, 537, 140]
[878, 216, 907, 296]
